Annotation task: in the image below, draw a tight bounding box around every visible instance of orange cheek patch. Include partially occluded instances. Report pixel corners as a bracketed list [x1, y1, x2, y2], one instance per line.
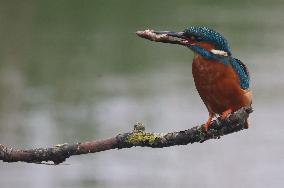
[195, 42, 216, 51]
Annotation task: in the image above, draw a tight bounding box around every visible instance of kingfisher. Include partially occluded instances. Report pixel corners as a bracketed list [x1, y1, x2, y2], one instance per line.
[137, 26, 252, 131]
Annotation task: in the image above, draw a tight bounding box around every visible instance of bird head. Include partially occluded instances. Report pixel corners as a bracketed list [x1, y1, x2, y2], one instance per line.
[154, 26, 232, 56]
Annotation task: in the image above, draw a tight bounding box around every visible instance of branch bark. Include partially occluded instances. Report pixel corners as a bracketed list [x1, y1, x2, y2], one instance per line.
[0, 107, 252, 165]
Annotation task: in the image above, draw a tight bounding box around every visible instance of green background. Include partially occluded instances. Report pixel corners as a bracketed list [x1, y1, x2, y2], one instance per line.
[0, 1, 283, 188]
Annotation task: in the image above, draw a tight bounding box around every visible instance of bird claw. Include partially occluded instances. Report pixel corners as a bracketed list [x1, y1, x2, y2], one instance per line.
[220, 109, 233, 120]
[203, 122, 212, 132]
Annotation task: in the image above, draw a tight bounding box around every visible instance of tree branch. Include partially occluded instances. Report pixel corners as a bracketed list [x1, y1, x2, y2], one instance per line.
[0, 107, 252, 165]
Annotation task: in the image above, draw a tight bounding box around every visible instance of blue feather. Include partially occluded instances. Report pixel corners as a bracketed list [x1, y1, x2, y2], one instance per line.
[184, 26, 250, 90]
[184, 26, 232, 55]
[230, 58, 250, 89]
[188, 46, 249, 89]
[189, 45, 230, 65]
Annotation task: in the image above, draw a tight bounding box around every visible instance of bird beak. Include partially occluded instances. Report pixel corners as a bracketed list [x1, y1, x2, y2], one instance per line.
[153, 31, 189, 46]
[153, 31, 185, 38]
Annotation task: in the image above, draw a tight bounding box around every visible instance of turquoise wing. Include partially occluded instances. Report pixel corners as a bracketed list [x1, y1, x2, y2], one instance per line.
[230, 58, 250, 90]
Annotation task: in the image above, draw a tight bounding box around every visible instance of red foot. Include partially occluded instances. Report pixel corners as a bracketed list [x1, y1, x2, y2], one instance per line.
[220, 109, 233, 120]
[203, 116, 213, 132]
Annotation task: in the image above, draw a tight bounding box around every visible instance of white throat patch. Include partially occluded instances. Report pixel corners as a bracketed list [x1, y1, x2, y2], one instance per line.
[210, 49, 228, 56]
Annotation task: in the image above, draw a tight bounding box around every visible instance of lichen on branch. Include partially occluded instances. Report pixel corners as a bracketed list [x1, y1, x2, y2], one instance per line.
[0, 107, 252, 165]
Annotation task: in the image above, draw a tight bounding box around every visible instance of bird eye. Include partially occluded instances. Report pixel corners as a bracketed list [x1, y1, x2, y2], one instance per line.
[196, 36, 203, 42]
[189, 36, 202, 42]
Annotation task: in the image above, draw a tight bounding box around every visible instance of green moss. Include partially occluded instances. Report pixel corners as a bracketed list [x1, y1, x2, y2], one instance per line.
[196, 126, 206, 141]
[127, 132, 159, 145]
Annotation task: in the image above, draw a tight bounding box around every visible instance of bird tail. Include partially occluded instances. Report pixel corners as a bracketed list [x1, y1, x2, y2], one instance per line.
[244, 118, 249, 129]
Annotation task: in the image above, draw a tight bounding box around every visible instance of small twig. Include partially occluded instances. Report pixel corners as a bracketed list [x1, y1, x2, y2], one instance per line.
[0, 107, 252, 165]
[136, 29, 182, 44]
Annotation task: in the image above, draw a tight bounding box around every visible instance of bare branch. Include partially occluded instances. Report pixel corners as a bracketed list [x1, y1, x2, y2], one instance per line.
[0, 107, 252, 165]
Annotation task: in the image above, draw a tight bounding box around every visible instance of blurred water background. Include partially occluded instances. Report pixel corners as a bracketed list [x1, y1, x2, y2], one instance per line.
[0, 0, 284, 188]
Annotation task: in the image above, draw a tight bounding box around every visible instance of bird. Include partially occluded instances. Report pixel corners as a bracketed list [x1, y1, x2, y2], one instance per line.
[138, 26, 252, 131]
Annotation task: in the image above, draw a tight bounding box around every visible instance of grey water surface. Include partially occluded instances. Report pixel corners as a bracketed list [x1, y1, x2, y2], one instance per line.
[0, 0, 283, 188]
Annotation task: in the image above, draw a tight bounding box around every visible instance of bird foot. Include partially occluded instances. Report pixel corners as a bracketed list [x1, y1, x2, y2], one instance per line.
[203, 117, 213, 132]
[220, 109, 233, 120]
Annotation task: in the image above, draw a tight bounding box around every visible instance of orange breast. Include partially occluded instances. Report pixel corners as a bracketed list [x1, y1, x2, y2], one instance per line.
[192, 54, 251, 115]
